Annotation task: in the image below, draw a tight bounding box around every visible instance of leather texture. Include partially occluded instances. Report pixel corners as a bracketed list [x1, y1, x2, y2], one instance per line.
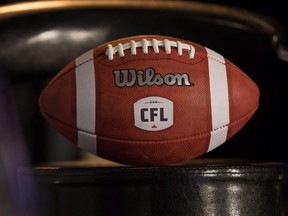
[38, 35, 260, 166]
[18, 161, 288, 216]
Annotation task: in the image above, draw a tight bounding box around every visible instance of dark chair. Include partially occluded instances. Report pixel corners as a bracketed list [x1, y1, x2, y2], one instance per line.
[1, 1, 288, 215]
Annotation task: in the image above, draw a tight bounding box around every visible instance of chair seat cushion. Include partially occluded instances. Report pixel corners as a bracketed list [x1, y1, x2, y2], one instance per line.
[18, 159, 288, 216]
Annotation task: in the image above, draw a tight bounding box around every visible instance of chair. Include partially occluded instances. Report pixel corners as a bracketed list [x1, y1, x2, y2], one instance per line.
[1, 1, 288, 215]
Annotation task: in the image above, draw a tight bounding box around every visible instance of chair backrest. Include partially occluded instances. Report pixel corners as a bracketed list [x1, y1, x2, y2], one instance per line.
[1, 2, 288, 215]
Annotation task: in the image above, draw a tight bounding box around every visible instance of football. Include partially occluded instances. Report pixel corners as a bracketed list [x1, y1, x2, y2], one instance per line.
[39, 35, 260, 166]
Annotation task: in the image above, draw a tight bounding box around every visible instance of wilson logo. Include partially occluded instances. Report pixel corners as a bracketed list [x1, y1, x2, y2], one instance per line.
[113, 68, 192, 87]
[134, 96, 173, 131]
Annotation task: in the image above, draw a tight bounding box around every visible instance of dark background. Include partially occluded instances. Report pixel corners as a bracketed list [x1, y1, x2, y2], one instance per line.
[204, 0, 288, 30]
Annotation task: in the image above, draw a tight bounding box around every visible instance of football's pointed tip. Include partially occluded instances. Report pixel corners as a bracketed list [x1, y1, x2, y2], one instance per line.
[39, 69, 76, 133]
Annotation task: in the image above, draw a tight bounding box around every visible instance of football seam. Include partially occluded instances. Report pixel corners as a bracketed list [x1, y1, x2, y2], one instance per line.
[40, 102, 258, 144]
[46, 52, 259, 95]
[208, 55, 259, 91]
[46, 58, 94, 87]
[77, 57, 94, 67]
[97, 104, 258, 143]
[98, 55, 205, 67]
[46, 44, 206, 86]
[207, 55, 225, 64]
[47, 53, 205, 87]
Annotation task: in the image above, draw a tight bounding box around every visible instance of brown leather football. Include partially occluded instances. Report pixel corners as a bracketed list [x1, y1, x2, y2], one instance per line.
[39, 35, 260, 165]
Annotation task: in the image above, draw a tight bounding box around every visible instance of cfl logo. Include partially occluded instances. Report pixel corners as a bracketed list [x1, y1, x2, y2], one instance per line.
[134, 97, 174, 131]
[140, 108, 168, 122]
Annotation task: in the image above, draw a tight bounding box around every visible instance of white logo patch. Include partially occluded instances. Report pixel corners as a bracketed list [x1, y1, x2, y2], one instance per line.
[134, 96, 174, 131]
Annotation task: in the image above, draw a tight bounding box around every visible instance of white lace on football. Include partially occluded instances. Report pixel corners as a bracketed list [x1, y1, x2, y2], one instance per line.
[106, 39, 195, 61]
